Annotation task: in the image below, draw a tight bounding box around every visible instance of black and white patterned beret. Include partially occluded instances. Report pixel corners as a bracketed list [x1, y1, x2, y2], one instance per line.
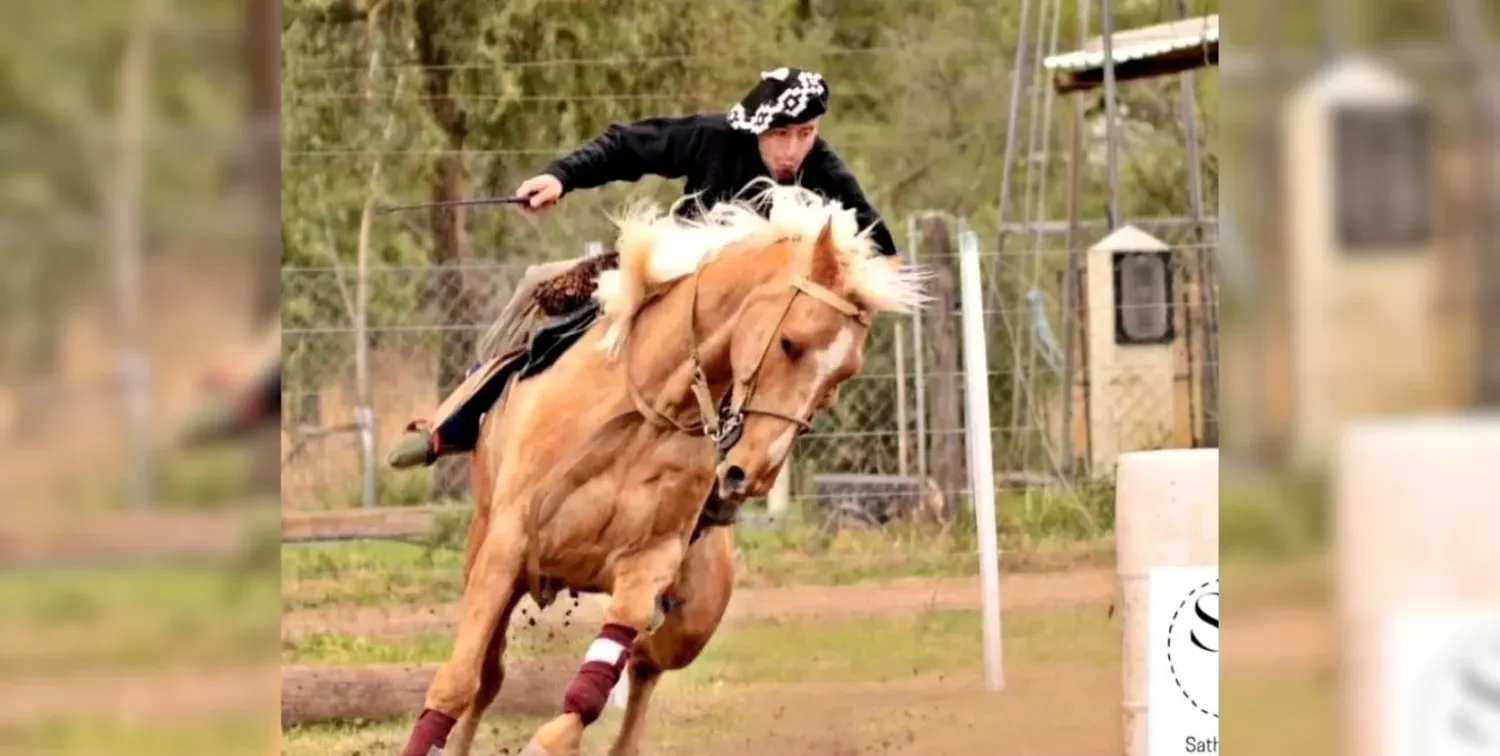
[726, 67, 830, 135]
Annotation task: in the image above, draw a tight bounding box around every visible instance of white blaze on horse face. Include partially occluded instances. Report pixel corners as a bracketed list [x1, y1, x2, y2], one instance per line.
[766, 426, 796, 469]
[761, 325, 853, 477]
[801, 326, 856, 417]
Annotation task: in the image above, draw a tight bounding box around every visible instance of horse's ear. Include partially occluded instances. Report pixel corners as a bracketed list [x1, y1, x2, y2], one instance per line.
[807, 217, 841, 285]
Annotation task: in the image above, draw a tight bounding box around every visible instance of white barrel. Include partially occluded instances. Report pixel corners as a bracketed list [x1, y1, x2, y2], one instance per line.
[1115, 448, 1220, 756]
[1334, 415, 1500, 756]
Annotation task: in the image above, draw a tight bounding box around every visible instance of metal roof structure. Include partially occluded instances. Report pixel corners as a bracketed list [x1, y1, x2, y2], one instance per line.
[1043, 14, 1218, 92]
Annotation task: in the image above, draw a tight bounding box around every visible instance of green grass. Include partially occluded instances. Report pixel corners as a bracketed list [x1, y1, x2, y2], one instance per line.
[282, 469, 1323, 613]
[0, 565, 278, 675]
[154, 446, 258, 509]
[281, 540, 465, 611]
[280, 522, 1115, 613]
[731, 520, 1113, 588]
[0, 715, 274, 756]
[676, 605, 1115, 686]
[0, 543, 280, 755]
[282, 630, 464, 666]
[282, 627, 567, 666]
[283, 603, 1116, 683]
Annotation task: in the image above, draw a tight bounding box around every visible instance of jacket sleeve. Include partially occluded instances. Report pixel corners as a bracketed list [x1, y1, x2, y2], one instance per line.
[805, 141, 900, 257]
[542, 115, 710, 193]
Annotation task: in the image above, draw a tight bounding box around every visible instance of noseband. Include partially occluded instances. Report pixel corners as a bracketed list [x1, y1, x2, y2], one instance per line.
[707, 274, 868, 456]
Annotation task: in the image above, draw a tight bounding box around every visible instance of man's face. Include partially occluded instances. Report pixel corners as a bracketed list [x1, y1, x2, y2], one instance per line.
[757, 118, 819, 182]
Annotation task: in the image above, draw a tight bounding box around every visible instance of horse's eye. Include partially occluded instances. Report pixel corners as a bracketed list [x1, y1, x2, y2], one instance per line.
[780, 336, 800, 359]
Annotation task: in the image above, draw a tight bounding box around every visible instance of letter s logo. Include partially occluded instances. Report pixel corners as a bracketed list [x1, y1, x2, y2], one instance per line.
[1189, 591, 1219, 654]
[1164, 578, 1219, 719]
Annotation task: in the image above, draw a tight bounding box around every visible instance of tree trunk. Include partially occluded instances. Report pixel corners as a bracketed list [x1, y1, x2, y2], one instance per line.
[281, 660, 573, 725]
[428, 155, 477, 502]
[917, 214, 965, 519]
[244, 0, 281, 498]
[415, 1, 478, 502]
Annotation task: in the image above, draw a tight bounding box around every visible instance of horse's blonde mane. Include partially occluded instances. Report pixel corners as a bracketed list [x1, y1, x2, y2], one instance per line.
[593, 180, 929, 356]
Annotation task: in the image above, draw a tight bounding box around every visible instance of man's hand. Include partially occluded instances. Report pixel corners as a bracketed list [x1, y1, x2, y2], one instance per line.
[515, 173, 563, 212]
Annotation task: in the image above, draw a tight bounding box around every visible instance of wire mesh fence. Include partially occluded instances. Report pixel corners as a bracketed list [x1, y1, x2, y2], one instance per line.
[280, 213, 1221, 538]
[3, 15, 277, 511]
[278, 13, 1226, 561]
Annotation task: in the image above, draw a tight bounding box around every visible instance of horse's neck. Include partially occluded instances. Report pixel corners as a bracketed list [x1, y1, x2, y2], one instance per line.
[628, 252, 783, 394]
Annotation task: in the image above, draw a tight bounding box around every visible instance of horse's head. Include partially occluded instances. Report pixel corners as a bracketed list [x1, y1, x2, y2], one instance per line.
[593, 185, 929, 501]
[712, 213, 925, 500]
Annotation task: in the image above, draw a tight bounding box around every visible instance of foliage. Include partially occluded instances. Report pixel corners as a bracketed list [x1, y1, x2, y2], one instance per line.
[280, 0, 1218, 358]
[1, 0, 255, 375]
[280, 0, 1223, 511]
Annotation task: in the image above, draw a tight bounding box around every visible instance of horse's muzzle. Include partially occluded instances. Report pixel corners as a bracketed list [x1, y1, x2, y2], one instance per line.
[716, 463, 749, 500]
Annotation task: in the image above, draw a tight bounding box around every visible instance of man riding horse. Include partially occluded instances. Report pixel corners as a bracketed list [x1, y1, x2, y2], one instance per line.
[386, 66, 901, 470]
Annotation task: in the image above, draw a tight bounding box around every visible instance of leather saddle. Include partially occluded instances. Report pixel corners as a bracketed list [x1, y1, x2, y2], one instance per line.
[428, 301, 602, 453]
[519, 299, 603, 380]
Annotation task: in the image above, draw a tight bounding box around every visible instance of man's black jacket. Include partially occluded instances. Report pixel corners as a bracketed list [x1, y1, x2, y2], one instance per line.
[542, 113, 899, 257]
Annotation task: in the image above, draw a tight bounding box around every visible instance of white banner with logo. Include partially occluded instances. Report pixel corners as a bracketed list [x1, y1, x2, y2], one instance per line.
[1387, 607, 1500, 756]
[1149, 566, 1219, 755]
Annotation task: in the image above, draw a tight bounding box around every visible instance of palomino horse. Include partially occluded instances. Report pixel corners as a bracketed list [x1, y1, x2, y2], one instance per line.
[399, 185, 928, 756]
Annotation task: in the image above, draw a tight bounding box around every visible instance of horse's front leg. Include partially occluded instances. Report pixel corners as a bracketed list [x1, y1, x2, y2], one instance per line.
[400, 507, 526, 756]
[520, 537, 687, 756]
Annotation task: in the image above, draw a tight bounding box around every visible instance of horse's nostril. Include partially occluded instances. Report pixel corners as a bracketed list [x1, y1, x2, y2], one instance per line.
[721, 465, 747, 490]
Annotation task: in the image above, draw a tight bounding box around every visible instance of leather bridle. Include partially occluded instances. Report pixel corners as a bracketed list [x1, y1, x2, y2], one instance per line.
[622, 258, 870, 461]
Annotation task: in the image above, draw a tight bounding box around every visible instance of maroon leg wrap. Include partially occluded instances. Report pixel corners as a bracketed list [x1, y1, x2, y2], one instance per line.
[562, 622, 638, 725]
[400, 708, 457, 756]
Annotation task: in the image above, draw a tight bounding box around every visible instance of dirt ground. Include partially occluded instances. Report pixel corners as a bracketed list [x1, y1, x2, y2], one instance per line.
[284, 566, 1333, 756]
[285, 667, 1124, 756]
[684, 672, 1122, 756]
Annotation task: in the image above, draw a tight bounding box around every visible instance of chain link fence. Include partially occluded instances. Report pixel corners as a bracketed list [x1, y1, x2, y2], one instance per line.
[3, 14, 277, 510]
[281, 213, 1220, 542]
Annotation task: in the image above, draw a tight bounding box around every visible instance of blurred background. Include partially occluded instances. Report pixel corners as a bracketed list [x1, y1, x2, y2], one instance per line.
[0, 0, 280, 753]
[1220, 0, 1500, 753]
